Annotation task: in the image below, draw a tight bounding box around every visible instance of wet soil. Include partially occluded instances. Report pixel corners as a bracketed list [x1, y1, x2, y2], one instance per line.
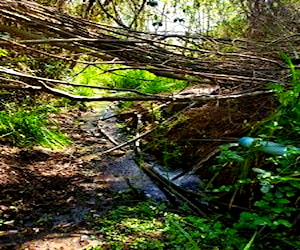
[0, 94, 276, 249]
[0, 108, 165, 249]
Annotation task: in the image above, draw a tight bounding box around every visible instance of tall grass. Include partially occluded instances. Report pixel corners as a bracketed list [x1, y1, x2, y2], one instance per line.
[0, 104, 70, 148]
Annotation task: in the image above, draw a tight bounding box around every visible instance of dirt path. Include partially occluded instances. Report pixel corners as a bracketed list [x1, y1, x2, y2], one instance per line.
[0, 108, 153, 250]
[0, 95, 277, 249]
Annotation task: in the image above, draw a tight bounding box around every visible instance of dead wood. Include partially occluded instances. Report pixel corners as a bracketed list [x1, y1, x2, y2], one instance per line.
[0, 66, 275, 102]
[0, 0, 296, 99]
[97, 122, 120, 146]
[140, 162, 207, 216]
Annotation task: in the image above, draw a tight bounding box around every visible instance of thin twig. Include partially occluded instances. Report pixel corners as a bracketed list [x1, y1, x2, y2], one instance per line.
[140, 162, 207, 216]
[172, 143, 238, 181]
[97, 122, 120, 146]
[99, 102, 197, 156]
[0, 66, 159, 97]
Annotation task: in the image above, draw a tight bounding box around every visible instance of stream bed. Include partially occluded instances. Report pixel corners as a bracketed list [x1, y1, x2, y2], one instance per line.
[88, 104, 204, 201]
[0, 104, 204, 249]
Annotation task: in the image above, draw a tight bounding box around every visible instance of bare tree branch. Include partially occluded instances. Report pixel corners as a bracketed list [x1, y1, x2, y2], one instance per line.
[0, 0, 295, 96]
[0, 67, 275, 102]
[128, 0, 147, 30]
[96, 0, 128, 28]
[0, 66, 158, 96]
[0, 38, 143, 45]
[38, 81, 274, 103]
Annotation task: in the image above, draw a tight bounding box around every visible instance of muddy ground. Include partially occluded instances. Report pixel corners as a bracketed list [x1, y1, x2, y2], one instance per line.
[0, 95, 276, 249]
[0, 108, 143, 249]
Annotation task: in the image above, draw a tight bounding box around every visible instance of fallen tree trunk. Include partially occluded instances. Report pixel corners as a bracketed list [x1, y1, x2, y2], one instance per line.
[0, 0, 293, 95]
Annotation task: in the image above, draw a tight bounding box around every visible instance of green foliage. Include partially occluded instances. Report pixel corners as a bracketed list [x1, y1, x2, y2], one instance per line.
[208, 58, 300, 248]
[0, 103, 70, 148]
[64, 66, 101, 97]
[260, 54, 300, 141]
[117, 101, 135, 110]
[217, 144, 244, 163]
[88, 200, 260, 249]
[69, 66, 188, 110]
[72, 66, 188, 96]
[145, 136, 183, 168]
[108, 69, 188, 94]
[56, 66, 103, 107]
[0, 48, 8, 57]
[70, 65, 189, 114]
[88, 201, 166, 249]
[18, 55, 70, 80]
[72, 65, 109, 87]
[165, 213, 247, 250]
[212, 16, 248, 38]
[161, 140, 183, 167]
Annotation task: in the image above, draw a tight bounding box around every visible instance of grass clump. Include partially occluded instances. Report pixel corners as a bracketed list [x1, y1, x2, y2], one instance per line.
[87, 201, 166, 249]
[0, 104, 70, 148]
[86, 200, 275, 250]
[87, 199, 300, 249]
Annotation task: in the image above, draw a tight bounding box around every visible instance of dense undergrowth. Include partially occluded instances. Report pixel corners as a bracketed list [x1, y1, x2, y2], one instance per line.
[86, 59, 300, 249]
[85, 198, 299, 249]
[70, 65, 189, 95]
[70, 65, 189, 110]
[0, 61, 299, 249]
[0, 65, 187, 148]
[85, 200, 248, 250]
[111, 59, 299, 249]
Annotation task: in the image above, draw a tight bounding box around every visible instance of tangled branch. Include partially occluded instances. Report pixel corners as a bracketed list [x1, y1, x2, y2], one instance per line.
[0, 0, 296, 101]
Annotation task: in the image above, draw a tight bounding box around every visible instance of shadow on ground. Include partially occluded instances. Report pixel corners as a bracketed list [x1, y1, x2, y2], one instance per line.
[0, 129, 159, 250]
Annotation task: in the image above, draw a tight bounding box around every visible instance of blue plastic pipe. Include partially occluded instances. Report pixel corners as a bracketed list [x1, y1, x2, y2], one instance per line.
[239, 137, 300, 156]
